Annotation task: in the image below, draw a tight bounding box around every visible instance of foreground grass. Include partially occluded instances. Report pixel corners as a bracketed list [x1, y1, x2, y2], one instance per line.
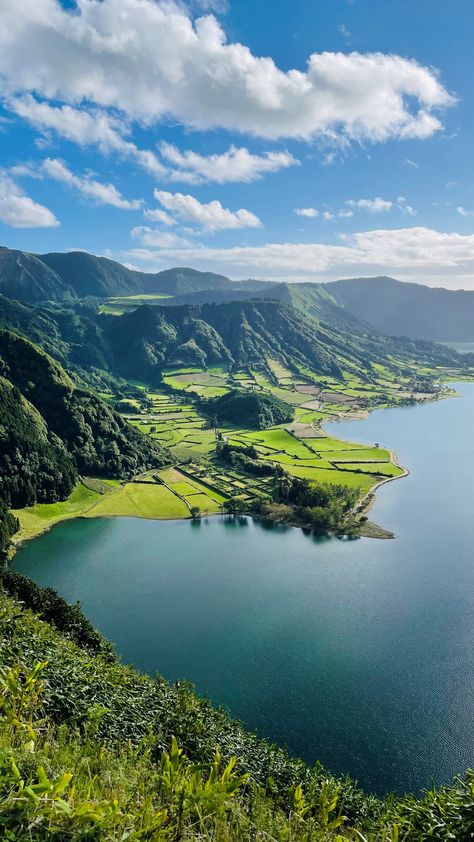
[0, 587, 473, 840]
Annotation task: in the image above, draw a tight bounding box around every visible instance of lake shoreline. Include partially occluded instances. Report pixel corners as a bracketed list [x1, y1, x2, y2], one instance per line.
[9, 389, 456, 559]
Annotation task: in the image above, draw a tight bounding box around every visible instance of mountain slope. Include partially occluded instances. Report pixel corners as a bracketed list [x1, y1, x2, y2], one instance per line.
[0, 329, 169, 491]
[0, 245, 271, 300]
[104, 299, 466, 382]
[328, 276, 474, 342]
[39, 250, 148, 297]
[0, 374, 76, 509]
[0, 293, 468, 386]
[0, 247, 77, 303]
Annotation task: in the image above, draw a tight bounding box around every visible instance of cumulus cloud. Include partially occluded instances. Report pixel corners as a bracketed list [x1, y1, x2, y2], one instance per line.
[0, 0, 454, 142]
[143, 208, 176, 226]
[346, 197, 392, 212]
[295, 207, 319, 218]
[457, 206, 474, 217]
[0, 172, 59, 228]
[41, 158, 142, 209]
[8, 95, 298, 185]
[122, 226, 474, 288]
[160, 142, 298, 183]
[7, 95, 167, 178]
[153, 190, 261, 230]
[131, 227, 192, 248]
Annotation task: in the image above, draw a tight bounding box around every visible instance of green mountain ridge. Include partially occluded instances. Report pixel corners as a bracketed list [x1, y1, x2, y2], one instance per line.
[3, 245, 474, 343]
[0, 246, 268, 301]
[0, 291, 468, 389]
[0, 247, 77, 303]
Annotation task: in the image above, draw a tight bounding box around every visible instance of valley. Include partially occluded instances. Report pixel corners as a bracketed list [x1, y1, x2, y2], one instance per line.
[1, 248, 474, 840]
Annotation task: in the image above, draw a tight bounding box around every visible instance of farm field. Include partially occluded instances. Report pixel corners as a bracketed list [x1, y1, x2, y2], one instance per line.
[111, 358, 448, 510]
[15, 354, 451, 540]
[98, 293, 172, 315]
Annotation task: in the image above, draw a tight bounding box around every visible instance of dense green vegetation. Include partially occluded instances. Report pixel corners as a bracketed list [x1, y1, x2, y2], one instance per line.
[0, 329, 169, 554]
[0, 375, 76, 510]
[0, 583, 473, 840]
[0, 330, 168, 480]
[204, 388, 294, 429]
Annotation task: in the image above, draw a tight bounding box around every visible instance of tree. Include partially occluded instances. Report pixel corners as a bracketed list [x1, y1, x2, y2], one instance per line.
[190, 505, 201, 520]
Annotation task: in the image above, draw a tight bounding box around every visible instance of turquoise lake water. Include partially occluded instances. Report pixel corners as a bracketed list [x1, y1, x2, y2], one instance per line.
[13, 383, 474, 794]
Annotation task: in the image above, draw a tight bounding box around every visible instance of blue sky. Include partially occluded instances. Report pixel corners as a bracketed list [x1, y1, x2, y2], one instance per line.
[0, 0, 474, 287]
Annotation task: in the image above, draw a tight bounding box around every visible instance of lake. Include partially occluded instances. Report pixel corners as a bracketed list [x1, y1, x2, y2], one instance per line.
[13, 382, 474, 795]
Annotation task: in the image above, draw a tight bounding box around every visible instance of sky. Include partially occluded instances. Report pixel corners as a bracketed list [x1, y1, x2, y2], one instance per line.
[1, 0, 474, 288]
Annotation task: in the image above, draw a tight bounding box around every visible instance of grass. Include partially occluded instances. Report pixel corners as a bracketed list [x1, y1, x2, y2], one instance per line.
[1, 591, 472, 840]
[22, 363, 415, 539]
[12, 483, 103, 542]
[334, 462, 405, 478]
[83, 483, 189, 519]
[98, 294, 172, 315]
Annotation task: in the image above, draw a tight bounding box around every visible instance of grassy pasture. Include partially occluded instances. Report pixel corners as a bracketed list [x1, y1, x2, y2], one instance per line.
[12, 483, 103, 542]
[85, 483, 189, 519]
[98, 293, 172, 315]
[333, 462, 404, 478]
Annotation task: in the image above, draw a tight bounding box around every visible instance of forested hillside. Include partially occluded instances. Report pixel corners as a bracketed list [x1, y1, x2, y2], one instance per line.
[3, 244, 474, 344]
[0, 292, 467, 388]
[0, 329, 168, 551]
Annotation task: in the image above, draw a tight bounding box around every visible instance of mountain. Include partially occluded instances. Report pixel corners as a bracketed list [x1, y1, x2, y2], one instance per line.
[39, 250, 148, 297]
[104, 299, 466, 381]
[0, 246, 77, 303]
[0, 292, 467, 386]
[0, 372, 76, 509]
[161, 281, 375, 334]
[328, 276, 474, 342]
[0, 329, 169, 512]
[140, 266, 239, 295]
[0, 246, 269, 301]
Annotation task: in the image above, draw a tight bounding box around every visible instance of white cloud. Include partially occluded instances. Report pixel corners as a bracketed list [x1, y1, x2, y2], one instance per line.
[446, 180, 460, 189]
[405, 158, 419, 169]
[160, 142, 298, 184]
[131, 227, 192, 248]
[397, 196, 416, 216]
[0, 0, 454, 142]
[8, 95, 297, 185]
[122, 226, 474, 288]
[153, 190, 261, 230]
[295, 207, 318, 218]
[41, 158, 142, 209]
[7, 95, 167, 178]
[457, 206, 474, 217]
[323, 211, 335, 221]
[346, 196, 392, 212]
[143, 208, 176, 226]
[338, 23, 351, 38]
[0, 172, 59, 228]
